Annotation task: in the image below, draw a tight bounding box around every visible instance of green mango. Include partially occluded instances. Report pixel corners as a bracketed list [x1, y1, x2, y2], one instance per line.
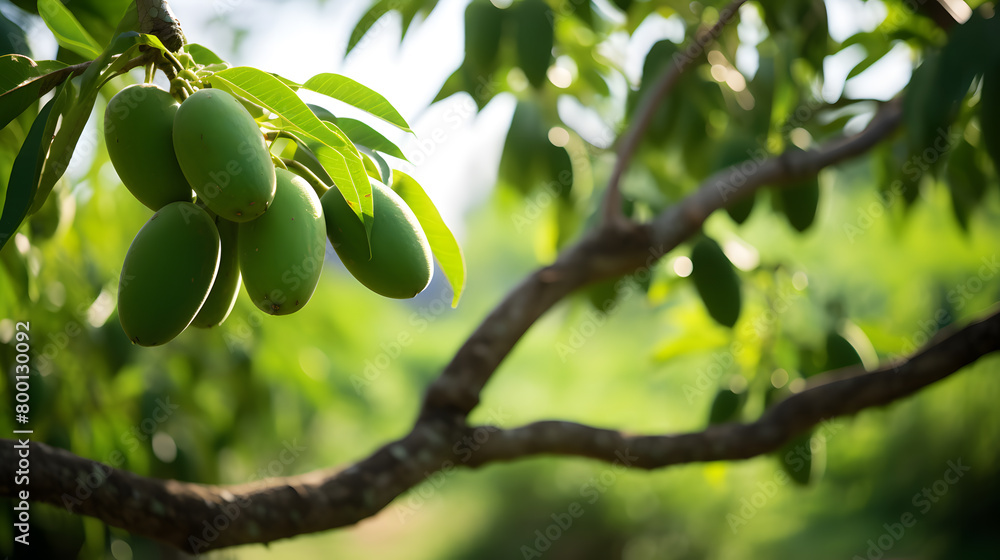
[238, 168, 326, 315]
[707, 388, 745, 425]
[514, 0, 554, 89]
[104, 84, 193, 210]
[192, 214, 241, 327]
[322, 179, 432, 299]
[118, 202, 220, 346]
[690, 236, 742, 328]
[777, 176, 820, 232]
[465, 0, 505, 80]
[777, 431, 815, 485]
[824, 332, 862, 371]
[172, 88, 276, 222]
[713, 135, 760, 224]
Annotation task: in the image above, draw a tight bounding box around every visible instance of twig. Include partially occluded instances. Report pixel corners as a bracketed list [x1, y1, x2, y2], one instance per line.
[601, 0, 749, 226]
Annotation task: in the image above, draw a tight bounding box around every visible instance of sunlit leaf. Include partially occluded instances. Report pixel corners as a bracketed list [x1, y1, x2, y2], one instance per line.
[38, 0, 103, 59]
[390, 171, 466, 306]
[184, 43, 228, 66]
[347, 0, 391, 54]
[301, 73, 411, 132]
[0, 98, 55, 250]
[0, 55, 74, 129]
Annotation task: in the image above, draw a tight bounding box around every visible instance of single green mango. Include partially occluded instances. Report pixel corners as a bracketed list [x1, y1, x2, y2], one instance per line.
[824, 332, 863, 371]
[118, 202, 220, 346]
[104, 84, 193, 210]
[172, 88, 276, 222]
[690, 236, 742, 328]
[238, 168, 326, 315]
[192, 214, 241, 327]
[707, 388, 745, 425]
[777, 176, 820, 232]
[777, 431, 815, 485]
[322, 179, 432, 299]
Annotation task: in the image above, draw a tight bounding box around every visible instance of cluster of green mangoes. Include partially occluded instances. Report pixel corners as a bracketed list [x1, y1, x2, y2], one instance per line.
[105, 84, 433, 346]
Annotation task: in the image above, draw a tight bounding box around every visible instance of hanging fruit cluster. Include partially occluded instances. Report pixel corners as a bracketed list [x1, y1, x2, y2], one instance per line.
[106, 78, 433, 346]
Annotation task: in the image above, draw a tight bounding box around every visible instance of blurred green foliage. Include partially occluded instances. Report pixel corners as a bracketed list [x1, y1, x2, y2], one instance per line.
[2, 0, 1000, 558]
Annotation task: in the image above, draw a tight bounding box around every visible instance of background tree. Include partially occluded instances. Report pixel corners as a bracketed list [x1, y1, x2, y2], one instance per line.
[2, 0, 999, 558]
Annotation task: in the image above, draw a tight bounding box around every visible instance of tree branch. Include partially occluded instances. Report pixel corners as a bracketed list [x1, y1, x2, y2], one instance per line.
[465, 308, 1000, 467]
[601, 0, 748, 225]
[5, 307, 998, 552]
[422, 98, 903, 420]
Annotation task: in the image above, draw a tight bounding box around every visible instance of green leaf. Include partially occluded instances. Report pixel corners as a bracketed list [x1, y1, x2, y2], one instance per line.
[514, 0, 554, 89]
[308, 103, 406, 159]
[690, 236, 742, 328]
[433, 66, 467, 104]
[713, 134, 760, 224]
[0, 56, 74, 129]
[945, 139, 987, 230]
[368, 149, 392, 184]
[981, 63, 1000, 178]
[347, 0, 392, 54]
[360, 151, 382, 181]
[334, 118, 407, 160]
[390, 171, 466, 306]
[776, 176, 820, 233]
[1, 11, 31, 56]
[0, 98, 55, 251]
[208, 67, 374, 231]
[38, 0, 103, 59]
[499, 100, 548, 192]
[32, 32, 148, 214]
[184, 43, 228, 67]
[707, 388, 745, 425]
[301, 73, 411, 132]
[0, 55, 42, 93]
[465, 0, 505, 80]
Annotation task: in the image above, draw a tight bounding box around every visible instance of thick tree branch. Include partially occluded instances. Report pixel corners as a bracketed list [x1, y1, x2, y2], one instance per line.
[602, 0, 748, 225]
[4, 307, 998, 552]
